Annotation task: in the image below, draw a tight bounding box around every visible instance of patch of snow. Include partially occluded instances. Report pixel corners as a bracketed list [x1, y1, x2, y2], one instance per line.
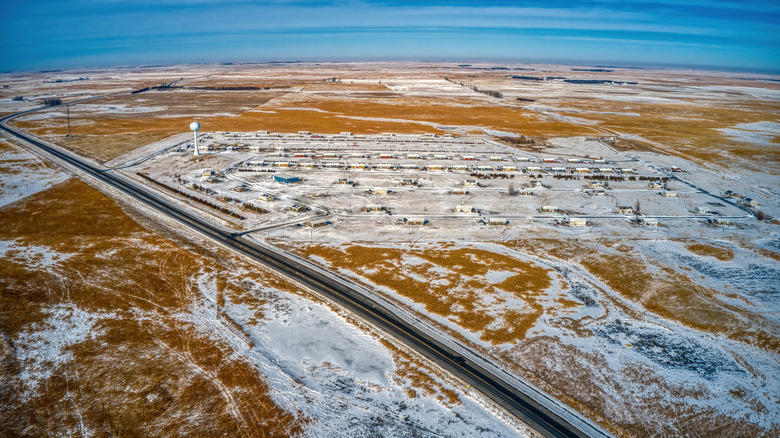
[14, 306, 105, 394]
[0, 239, 73, 269]
[485, 270, 514, 284]
[718, 121, 780, 146]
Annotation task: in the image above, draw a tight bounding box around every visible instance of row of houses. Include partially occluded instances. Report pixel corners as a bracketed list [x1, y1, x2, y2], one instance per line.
[245, 160, 637, 174]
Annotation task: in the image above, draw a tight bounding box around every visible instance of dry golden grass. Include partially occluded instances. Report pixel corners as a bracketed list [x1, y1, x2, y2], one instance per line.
[0, 178, 306, 437]
[556, 99, 780, 166]
[301, 244, 553, 344]
[10, 89, 600, 162]
[510, 239, 779, 354]
[686, 242, 735, 261]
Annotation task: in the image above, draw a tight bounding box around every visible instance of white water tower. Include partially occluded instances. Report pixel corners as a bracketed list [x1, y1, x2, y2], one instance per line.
[190, 121, 201, 156]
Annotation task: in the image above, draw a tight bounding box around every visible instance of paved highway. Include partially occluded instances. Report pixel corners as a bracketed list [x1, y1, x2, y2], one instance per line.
[0, 108, 609, 438]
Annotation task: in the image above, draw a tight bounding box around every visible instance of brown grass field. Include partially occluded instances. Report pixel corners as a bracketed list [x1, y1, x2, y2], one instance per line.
[301, 244, 556, 344]
[0, 178, 307, 437]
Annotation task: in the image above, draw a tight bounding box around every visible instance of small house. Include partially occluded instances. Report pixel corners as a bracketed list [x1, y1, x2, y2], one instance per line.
[530, 181, 544, 188]
[661, 191, 679, 197]
[488, 218, 508, 226]
[589, 181, 604, 189]
[617, 206, 634, 214]
[365, 204, 385, 212]
[455, 205, 473, 213]
[464, 180, 479, 186]
[742, 198, 758, 206]
[565, 217, 588, 227]
[307, 219, 330, 228]
[575, 167, 590, 173]
[695, 206, 711, 214]
[451, 189, 470, 195]
[371, 188, 390, 195]
[258, 193, 275, 202]
[202, 170, 216, 177]
[639, 217, 658, 226]
[290, 204, 309, 212]
[648, 182, 663, 189]
[517, 190, 534, 196]
[541, 205, 559, 213]
[405, 217, 427, 225]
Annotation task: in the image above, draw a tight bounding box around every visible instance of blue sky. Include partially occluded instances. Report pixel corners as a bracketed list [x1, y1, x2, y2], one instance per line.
[1, 0, 778, 73]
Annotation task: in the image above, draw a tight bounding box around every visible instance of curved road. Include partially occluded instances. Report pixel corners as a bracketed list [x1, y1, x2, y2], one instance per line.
[1, 109, 609, 438]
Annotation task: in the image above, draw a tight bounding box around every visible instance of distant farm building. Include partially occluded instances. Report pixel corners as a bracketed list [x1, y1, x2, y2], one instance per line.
[541, 205, 559, 213]
[455, 205, 473, 213]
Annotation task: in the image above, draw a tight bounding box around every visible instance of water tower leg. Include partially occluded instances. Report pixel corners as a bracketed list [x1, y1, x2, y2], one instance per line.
[194, 131, 199, 156]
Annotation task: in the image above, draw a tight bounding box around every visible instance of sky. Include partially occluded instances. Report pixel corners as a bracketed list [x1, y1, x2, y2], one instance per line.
[1, 0, 779, 73]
